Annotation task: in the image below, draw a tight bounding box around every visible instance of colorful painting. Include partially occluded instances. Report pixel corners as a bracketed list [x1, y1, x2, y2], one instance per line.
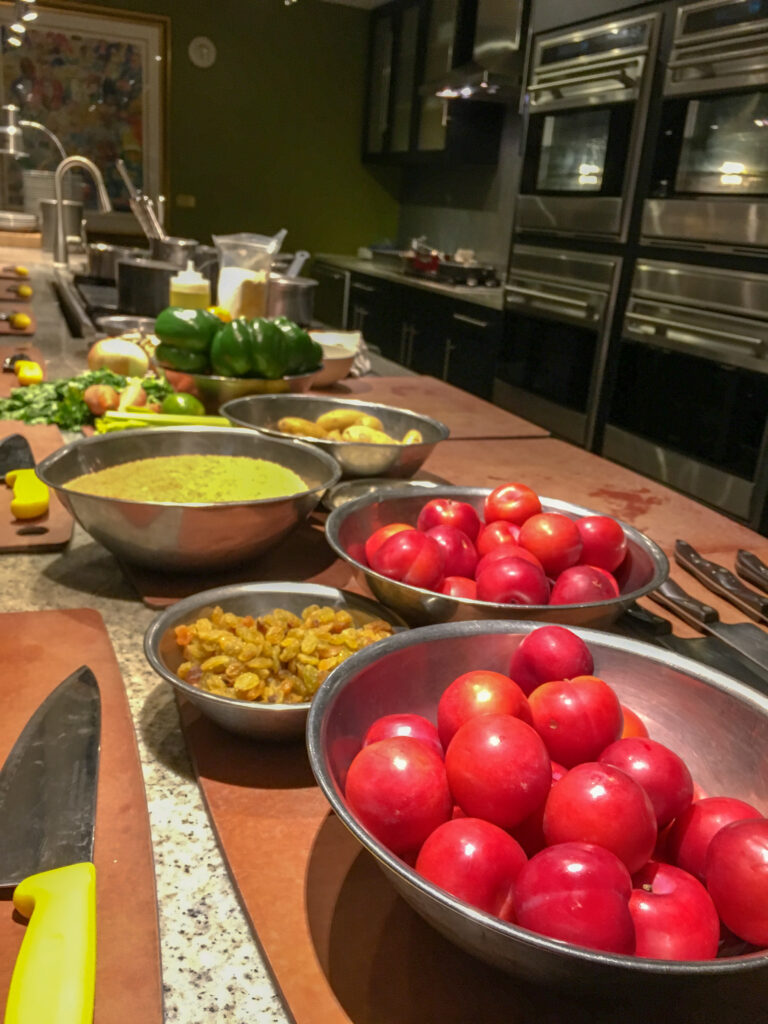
[0, 4, 164, 222]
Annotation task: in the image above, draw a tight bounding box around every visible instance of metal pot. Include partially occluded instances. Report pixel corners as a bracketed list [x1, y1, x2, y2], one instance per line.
[87, 243, 149, 281]
[266, 274, 318, 325]
[150, 236, 199, 268]
[116, 256, 178, 316]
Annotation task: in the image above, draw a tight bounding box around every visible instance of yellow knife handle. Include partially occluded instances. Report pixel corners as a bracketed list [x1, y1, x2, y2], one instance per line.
[4, 863, 96, 1024]
[4, 469, 49, 519]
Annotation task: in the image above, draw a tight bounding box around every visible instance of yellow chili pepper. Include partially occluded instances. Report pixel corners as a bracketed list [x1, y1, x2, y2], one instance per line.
[16, 284, 33, 298]
[13, 265, 29, 277]
[14, 360, 43, 385]
[9, 312, 32, 331]
[5, 468, 49, 519]
[207, 305, 232, 323]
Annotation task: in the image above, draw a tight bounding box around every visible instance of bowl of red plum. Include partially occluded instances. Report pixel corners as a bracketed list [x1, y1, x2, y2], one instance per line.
[306, 619, 768, 1004]
[324, 482, 669, 627]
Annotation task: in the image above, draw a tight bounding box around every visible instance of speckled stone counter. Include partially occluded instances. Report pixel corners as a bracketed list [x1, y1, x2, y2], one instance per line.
[0, 246, 290, 1022]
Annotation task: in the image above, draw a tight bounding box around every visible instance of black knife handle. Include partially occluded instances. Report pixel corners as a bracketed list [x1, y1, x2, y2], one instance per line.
[650, 578, 720, 630]
[675, 540, 768, 624]
[736, 550, 768, 596]
[620, 602, 674, 636]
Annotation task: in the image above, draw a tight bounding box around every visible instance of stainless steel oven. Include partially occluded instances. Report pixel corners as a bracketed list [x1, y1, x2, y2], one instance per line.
[642, 0, 768, 254]
[494, 245, 622, 447]
[603, 259, 768, 525]
[515, 11, 662, 242]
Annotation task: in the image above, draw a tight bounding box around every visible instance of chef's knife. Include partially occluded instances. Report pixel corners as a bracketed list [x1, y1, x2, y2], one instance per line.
[650, 579, 768, 676]
[619, 602, 768, 697]
[735, 549, 768, 596]
[0, 665, 100, 1024]
[0, 435, 34, 476]
[0, 434, 49, 528]
[675, 539, 768, 625]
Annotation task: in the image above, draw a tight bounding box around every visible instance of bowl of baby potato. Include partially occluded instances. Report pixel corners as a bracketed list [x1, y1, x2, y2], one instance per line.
[220, 394, 450, 479]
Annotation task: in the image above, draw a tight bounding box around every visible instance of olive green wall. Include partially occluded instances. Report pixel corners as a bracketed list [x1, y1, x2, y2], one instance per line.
[78, 0, 400, 254]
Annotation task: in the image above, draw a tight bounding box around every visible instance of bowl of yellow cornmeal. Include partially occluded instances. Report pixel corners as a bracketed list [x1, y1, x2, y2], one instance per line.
[36, 426, 341, 571]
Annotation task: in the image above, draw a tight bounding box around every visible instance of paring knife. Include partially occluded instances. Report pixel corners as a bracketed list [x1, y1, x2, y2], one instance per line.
[618, 602, 768, 697]
[0, 665, 100, 1024]
[735, 549, 768, 596]
[0, 434, 49, 524]
[650, 578, 768, 677]
[675, 539, 768, 625]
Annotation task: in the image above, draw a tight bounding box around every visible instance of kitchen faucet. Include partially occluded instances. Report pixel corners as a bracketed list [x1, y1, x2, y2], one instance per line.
[53, 155, 112, 266]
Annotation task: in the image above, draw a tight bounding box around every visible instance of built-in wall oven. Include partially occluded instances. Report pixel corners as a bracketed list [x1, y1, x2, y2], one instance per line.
[642, 0, 768, 254]
[515, 11, 663, 242]
[494, 245, 622, 448]
[603, 259, 768, 525]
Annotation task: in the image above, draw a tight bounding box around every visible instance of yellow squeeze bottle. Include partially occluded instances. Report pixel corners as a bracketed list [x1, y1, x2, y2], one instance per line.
[5, 468, 49, 519]
[168, 261, 211, 309]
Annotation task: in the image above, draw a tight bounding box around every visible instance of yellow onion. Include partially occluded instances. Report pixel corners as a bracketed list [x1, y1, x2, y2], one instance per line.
[87, 337, 149, 377]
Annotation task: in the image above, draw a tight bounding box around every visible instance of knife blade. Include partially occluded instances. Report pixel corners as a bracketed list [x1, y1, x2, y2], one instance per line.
[735, 549, 768, 596]
[675, 540, 768, 625]
[618, 602, 768, 697]
[650, 578, 768, 676]
[0, 665, 100, 1024]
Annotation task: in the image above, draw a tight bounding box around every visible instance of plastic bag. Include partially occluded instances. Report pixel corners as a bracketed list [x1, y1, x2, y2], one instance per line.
[214, 229, 287, 319]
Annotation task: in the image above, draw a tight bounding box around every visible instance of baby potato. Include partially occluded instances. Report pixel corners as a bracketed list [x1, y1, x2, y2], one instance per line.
[342, 424, 398, 444]
[401, 429, 423, 445]
[326, 429, 344, 441]
[316, 409, 366, 432]
[277, 416, 328, 439]
[355, 413, 384, 431]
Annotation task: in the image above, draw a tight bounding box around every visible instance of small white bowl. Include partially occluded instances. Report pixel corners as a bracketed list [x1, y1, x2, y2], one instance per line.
[310, 331, 361, 387]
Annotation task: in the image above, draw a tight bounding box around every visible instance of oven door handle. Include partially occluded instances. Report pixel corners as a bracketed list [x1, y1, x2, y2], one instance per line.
[506, 285, 592, 311]
[668, 48, 768, 71]
[625, 312, 764, 353]
[528, 67, 636, 94]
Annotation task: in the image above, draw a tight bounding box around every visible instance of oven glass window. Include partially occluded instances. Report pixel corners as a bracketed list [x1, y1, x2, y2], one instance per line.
[608, 340, 768, 479]
[497, 315, 596, 412]
[536, 109, 610, 191]
[675, 92, 768, 195]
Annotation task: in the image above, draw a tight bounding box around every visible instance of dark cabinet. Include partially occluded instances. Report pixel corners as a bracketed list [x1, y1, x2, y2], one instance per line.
[348, 273, 401, 358]
[362, 0, 504, 164]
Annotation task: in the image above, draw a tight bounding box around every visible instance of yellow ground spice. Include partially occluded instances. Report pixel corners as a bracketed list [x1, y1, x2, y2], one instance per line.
[65, 454, 306, 503]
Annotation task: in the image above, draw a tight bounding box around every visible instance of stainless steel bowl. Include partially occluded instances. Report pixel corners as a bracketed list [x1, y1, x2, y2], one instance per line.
[307, 619, 768, 996]
[325, 486, 669, 628]
[144, 581, 408, 739]
[36, 427, 341, 572]
[94, 314, 156, 337]
[221, 394, 450, 479]
[160, 367, 320, 415]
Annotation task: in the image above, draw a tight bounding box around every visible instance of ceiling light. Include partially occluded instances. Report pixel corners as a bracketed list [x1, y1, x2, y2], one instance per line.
[21, 9, 37, 20]
[7, 35, 22, 47]
[10, 21, 26, 33]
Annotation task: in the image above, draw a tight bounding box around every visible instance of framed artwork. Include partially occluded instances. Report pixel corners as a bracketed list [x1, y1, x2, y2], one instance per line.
[0, 1, 167, 229]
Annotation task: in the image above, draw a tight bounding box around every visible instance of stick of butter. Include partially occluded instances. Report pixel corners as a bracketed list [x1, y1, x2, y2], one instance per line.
[5, 468, 49, 519]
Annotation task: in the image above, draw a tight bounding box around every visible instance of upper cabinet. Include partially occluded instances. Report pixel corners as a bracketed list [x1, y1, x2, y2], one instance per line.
[362, 0, 511, 165]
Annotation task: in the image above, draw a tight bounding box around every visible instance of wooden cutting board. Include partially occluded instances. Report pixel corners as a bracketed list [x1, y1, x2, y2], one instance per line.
[0, 343, 45, 395]
[0, 608, 163, 1024]
[178, 700, 765, 1024]
[0, 422, 73, 552]
[0, 282, 32, 303]
[314, 375, 550, 440]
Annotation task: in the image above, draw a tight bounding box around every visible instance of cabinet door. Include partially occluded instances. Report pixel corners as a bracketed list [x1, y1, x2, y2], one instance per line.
[416, 0, 460, 152]
[399, 291, 450, 375]
[443, 307, 501, 399]
[390, 0, 424, 153]
[348, 275, 401, 358]
[364, 8, 395, 157]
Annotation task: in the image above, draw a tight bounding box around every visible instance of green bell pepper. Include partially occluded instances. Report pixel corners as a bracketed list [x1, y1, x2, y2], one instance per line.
[154, 307, 220, 353]
[249, 318, 293, 379]
[271, 317, 323, 375]
[209, 319, 256, 377]
[155, 343, 209, 373]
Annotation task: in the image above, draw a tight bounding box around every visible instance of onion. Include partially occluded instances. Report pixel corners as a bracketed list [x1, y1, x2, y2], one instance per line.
[88, 338, 149, 377]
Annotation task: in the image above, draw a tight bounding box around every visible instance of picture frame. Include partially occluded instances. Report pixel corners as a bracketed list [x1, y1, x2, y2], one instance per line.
[0, 1, 168, 232]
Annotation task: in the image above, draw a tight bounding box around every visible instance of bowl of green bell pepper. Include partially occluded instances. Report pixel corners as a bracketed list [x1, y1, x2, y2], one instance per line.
[153, 308, 324, 413]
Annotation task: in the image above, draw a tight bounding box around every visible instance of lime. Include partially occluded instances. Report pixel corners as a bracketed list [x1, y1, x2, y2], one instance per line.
[161, 392, 206, 416]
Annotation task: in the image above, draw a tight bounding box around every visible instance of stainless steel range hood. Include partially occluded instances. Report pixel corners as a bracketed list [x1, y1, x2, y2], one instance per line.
[421, 0, 528, 102]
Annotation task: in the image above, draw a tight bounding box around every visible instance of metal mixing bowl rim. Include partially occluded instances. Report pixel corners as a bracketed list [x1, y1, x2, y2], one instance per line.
[325, 484, 670, 612]
[306, 617, 768, 975]
[188, 369, 321, 385]
[220, 393, 451, 450]
[143, 580, 410, 716]
[35, 425, 342, 508]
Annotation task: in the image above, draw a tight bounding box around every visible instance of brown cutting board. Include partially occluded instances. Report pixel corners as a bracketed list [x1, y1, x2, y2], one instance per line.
[179, 700, 764, 1024]
[0, 608, 163, 1024]
[313, 375, 549, 440]
[0, 422, 72, 552]
[0, 282, 32, 303]
[0, 265, 34, 280]
[0, 344, 46, 396]
[0, 304, 35, 336]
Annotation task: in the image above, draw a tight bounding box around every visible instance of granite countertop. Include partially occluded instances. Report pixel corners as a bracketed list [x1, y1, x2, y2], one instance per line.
[0, 245, 290, 1023]
[315, 253, 505, 311]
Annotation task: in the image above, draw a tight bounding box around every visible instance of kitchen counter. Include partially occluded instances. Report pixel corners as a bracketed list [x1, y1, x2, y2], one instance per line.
[3, 246, 768, 1022]
[314, 253, 504, 310]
